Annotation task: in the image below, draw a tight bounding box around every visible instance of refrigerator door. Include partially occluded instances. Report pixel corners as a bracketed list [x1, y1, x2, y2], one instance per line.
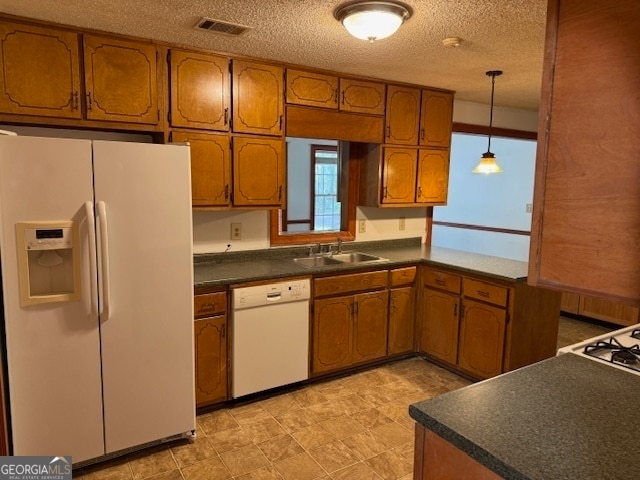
[92, 141, 195, 453]
[0, 136, 104, 461]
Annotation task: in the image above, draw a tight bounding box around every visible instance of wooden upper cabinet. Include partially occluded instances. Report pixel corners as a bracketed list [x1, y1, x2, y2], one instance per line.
[232, 60, 284, 136]
[286, 69, 338, 109]
[381, 147, 417, 204]
[417, 149, 449, 204]
[385, 85, 420, 145]
[83, 35, 158, 124]
[529, 0, 640, 301]
[170, 50, 230, 131]
[339, 78, 385, 115]
[420, 90, 453, 148]
[172, 131, 231, 208]
[232, 136, 285, 207]
[0, 22, 81, 119]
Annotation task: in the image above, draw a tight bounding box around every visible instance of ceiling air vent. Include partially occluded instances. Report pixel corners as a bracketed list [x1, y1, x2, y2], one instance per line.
[194, 17, 252, 36]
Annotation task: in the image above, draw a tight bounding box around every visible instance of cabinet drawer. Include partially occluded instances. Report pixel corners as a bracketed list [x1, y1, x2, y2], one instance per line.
[423, 269, 461, 294]
[463, 278, 508, 307]
[314, 270, 388, 297]
[390, 267, 416, 286]
[194, 292, 227, 318]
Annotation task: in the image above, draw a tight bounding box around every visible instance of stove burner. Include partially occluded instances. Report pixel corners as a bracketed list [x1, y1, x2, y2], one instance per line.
[631, 329, 640, 340]
[611, 350, 639, 365]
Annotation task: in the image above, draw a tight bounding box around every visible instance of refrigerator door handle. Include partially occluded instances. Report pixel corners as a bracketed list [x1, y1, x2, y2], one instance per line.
[84, 201, 99, 320]
[97, 201, 111, 321]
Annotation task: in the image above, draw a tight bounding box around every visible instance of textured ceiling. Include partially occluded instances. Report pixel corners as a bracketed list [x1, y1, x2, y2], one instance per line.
[0, 0, 547, 111]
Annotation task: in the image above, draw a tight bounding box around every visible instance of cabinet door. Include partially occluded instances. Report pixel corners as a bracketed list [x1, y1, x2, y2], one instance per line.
[286, 69, 338, 109]
[172, 131, 231, 207]
[389, 287, 415, 355]
[83, 35, 158, 124]
[194, 315, 228, 407]
[352, 290, 389, 363]
[421, 289, 459, 365]
[232, 136, 285, 207]
[0, 22, 81, 119]
[312, 296, 353, 374]
[385, 85, 420, 145]
[381, 147, 417, 204]
[417, 149, 449, 204]
[419, 90, 453, 147]
[232, 60, 284, 136]
[170, 50, 230, 131]
[458, 300, 506, 379]
[339, 78, 385, 115]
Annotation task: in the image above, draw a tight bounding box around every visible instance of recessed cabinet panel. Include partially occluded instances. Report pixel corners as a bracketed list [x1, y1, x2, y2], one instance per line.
[420, 90, 453, 148]
[389, 286, 415, 355]
[194, 315, 228, 406]
[340, 78, 385, 115]
[83, 35, 158, 124]
[286, 69, 338, 109]
[170, 50, 230, 131]
[421, 289, 460, 365]
[0, 22, 81, 119]
[381, 148, 417, 204]
[417, 149, 449, 204]
[312, 297, 353, 374]
[352, 290, 389, 363]
[232, 60, 284, 136]
[385, 85, 420, 145]
[232, 136, 284, 207]
[172, 131, 231, 208]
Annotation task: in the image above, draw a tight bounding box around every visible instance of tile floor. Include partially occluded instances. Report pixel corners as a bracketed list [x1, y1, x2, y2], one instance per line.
[75, 316, 613, 480]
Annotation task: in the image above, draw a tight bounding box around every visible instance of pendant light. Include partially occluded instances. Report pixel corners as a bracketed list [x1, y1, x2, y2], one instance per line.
[473, 70, 504, 174]
[334, 1, 412, 42]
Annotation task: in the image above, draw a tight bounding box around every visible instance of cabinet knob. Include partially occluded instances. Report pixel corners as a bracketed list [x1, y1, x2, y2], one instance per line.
[224, 107, 229, 125]
[86, 92, 93, 111]
[386, 125, 391, 138]
[334, 88, 338, 104]
[71, 91, 79, 111]
[421, 128, 425, 140]
[341, 90, 346, 105]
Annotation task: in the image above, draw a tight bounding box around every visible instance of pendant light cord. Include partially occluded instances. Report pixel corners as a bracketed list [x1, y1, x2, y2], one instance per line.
[488, 73, 495, 153]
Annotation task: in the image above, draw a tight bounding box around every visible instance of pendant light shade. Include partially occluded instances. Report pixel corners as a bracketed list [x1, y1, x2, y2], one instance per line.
[473, 70, 503, 174]
[334, 1, 412, 42]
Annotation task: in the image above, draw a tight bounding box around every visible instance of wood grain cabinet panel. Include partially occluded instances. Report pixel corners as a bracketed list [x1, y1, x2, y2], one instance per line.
[419, 90, 453, 148]
[388, 286, 415, 355]
[339, 78, 385, 115]
[169, 49, 230, 131]
[173, 131, 231, 207]
[232, 60, 284, 136]
[314, 270, 388, 297]
[0, 22, 81, 118]
[385, 85, 420, 145]
[381, 147, 417, 204]
[83, 35, 158, 124]
[312, 296, 353, 374]
[232, 135, 285, 207]
[416, 149, 449, 204]
[420, 289, 460, 365]
[286, 69, 338, 109]
[194, 315, 227, 407]
[352, 290, 389, 363]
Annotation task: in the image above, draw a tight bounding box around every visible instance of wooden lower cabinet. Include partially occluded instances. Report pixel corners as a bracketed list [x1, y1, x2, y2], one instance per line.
[388, 286, 416, 355]
[560, 292, 639, 326]
[352, 291, 389, 363]
[193, 290, 228, 407]
[420, 266, 560, 380]
[312, 296, 353, 374]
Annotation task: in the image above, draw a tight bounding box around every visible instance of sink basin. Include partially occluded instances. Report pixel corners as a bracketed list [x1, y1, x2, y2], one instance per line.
[331, 252, 386, 263]
[293, 256, 342, 268]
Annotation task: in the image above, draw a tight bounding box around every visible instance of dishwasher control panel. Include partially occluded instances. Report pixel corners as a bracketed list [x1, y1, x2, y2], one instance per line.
[233, 279, 310, 310]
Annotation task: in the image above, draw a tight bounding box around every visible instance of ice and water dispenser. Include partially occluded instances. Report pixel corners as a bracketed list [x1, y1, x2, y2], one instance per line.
[15, 221, 82, 306]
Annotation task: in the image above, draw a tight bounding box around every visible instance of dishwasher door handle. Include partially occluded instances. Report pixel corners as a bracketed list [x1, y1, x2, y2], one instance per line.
[266, 293, 282, 302]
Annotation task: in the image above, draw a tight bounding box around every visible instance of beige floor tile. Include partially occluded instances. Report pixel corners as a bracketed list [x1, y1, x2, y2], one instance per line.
[307, 440, 360, 474]
[318, 415, 366, 440]
[243, 417, 288, 443]
[143, 471, 182, 480]
[391, 441, 414, 461]
[234, 465, 284, 480]
[207, 426, 254, 453]
[273, 452, 325, 480]
[257, 434, 305, 463]
[328, 394, 374, 416]
[370, 422, 413, 449]
[77, 460, 132, 480]
[365, 450, 412, 480]
[219, 443, 269, 477]
[292, 423, 337, 450]
[304, 401, 343, 423]
[171, 434, 218, 468]
[330, 461, 381, 480]
[128, 448, 177, 480]
[349, 408, 394, 429]
[198, 410, 240, 435]
[229, 404, 273, 425]
[274, 407, 320, 433]
[291, 388, 329, 408]
[341, 431, 389, 461]
[260, 394, 299, 417]
[180, 456, 231, 480]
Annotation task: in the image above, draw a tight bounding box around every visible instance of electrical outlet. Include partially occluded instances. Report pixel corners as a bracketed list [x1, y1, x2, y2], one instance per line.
[526, 203, 533, 213]
[358, 219, 366, 233]
[399, 217, 406, 231]
[230, 223, 242, 240]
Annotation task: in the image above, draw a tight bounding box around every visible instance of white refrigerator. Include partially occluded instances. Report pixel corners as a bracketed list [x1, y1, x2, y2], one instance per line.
[0, 135, 195, 464]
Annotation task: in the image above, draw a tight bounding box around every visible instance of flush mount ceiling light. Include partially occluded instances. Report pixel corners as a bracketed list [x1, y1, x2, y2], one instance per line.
[473, 70, 504, 174]
[334, 1, 412, 42]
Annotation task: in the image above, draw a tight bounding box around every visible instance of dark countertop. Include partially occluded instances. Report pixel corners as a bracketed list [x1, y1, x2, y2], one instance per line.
[193, 238, 529, 287]
[409, 353, 640, 480]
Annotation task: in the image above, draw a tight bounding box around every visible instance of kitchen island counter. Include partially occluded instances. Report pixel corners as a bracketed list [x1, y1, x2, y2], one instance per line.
[409, 353, 640, 479]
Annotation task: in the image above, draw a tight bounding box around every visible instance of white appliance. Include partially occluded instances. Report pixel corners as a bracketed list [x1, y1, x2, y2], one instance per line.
[557, 323, 640, 376]
[0, 135, 195, 464]
[232, 279, 310, 398]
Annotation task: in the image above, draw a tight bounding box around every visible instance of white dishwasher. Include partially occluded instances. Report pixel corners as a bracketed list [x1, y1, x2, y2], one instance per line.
[232, 279, 311, 398]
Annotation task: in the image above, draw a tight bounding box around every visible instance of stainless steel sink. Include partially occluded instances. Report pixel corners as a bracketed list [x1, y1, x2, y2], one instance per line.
[293, 251, 386, 268]
[331, 252, 386, 263]
[292, 256, 342, 268]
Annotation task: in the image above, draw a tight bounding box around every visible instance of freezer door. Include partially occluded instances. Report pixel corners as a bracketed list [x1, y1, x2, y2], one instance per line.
[92, 141, 195, 453]
[0, 136, 104, 462]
